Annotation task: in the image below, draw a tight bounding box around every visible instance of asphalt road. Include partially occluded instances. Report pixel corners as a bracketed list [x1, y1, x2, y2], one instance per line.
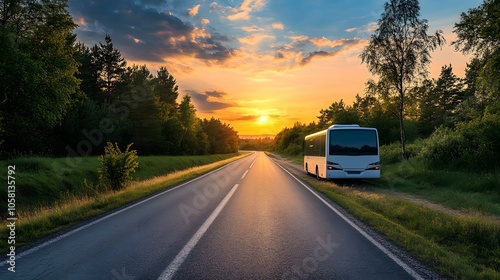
[1, 152, 428, 279]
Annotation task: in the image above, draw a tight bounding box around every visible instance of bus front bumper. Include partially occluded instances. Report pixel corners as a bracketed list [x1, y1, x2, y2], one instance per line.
[326, 169, 380, 179]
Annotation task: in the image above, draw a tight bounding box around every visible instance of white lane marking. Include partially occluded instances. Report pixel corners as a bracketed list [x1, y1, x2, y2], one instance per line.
[241, 170, 249, 179]
[0, 158, 247, 267]
[249, 159, 256, 169]
[272, 160, 424, 280]
[158, 184, 240, 280]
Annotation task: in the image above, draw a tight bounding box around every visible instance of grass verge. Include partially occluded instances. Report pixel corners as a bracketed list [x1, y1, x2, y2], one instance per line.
[0, 154, 241, 210]
[271, 153, 500, 279]
[0, 153, 249, 254]
[376, 159, 500, 217]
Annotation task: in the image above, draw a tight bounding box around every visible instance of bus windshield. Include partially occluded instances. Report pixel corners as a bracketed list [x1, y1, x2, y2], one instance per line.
[329, 130, 378, 156]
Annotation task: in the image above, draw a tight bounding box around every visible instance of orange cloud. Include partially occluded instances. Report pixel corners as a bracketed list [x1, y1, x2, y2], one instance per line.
[272, 23, 284, 30]
[238, 34, 275, 45]
[242, 25, 265, 32]
[188, 4, 200, 17]
[227, 0, 266, 21]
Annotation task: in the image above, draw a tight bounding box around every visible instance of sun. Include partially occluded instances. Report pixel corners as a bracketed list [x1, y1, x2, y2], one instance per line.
[257, 115, 269, 125]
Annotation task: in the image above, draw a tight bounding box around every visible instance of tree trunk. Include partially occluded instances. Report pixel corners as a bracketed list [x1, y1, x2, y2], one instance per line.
[399, 93, 406, 159]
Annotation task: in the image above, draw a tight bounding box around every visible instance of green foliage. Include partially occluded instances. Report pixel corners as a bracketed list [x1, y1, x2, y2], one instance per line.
[271, 122, 314, 156]
[239, 137, 274, 151]
[98, 143, 139, 191]
[454, 0, 500, 101]
[453, 0, 500, 55]
[0, 154, 239, 215]
[2, 18, 240, 157]
[317, 100, 360, 129]
[420, 105, 500, 171]
[201, 117, 239, 154]
[96, 35, 126, 102]
[0, 0, 80, 156]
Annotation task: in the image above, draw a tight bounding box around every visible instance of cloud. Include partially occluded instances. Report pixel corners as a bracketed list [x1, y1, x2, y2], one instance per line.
[188, 4, 200, 17]
[271, 22, 284, 30]
[69, 0, 235, 64]
[225, 0, 266, 21]
[242, 25, 264, 32]
[204, 90, 227, 98]
[200, 18, 210, 25]
[300, 51, 336, 65]
[238, 34, 274, 45]
[345, 22, 378, 34]
[274, 36, 366, 66]
[186, 90, 236, 112]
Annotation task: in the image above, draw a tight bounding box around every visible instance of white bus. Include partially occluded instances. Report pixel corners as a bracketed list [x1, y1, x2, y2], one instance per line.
[304, 124, 380, 179]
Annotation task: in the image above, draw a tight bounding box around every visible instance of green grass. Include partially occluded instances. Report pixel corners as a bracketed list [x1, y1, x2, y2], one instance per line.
[376, 160, 500, 216]
[0, 154, 240, 212]
[0, 153, 248, 253]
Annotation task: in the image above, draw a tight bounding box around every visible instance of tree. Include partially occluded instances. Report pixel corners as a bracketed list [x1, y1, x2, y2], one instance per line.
[120, 65, 162, 155]
[360, 0, 444, 158]
[201, 118, 239, 154]
[75, 43, 101, 102]
[317, 100, 360, 129]
[96, 35, 126, 104]
[0, 0, 80, 156]
[151, 67, 179, 120]
[453, 0, 500, 100]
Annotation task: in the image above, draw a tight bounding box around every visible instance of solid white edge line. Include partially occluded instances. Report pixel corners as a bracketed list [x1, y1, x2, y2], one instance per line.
[241, 170, 249, 179]
[157, 184, 240, 280]
[0, 157, 249, 267]
[271, 159, 424, 280]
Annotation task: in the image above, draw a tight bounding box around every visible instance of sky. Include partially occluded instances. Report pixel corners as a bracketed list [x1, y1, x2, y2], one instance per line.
[68, 0, 484, 136]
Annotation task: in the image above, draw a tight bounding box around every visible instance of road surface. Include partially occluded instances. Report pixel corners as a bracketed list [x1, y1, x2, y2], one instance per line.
[1, 152, 430, 279]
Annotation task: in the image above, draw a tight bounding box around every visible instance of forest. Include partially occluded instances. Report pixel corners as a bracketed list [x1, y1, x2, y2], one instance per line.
[0, 0, 239, 158]
[272, 0, 500, 172]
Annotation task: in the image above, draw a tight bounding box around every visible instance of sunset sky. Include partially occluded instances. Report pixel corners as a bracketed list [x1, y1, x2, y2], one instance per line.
[68, 0, 483, 136]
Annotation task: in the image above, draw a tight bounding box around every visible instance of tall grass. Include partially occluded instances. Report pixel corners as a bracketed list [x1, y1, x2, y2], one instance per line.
[379, 141, 500, 216]
[0, 154, 239, 214]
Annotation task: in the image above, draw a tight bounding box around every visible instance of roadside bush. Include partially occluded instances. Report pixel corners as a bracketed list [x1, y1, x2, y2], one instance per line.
[420, 109, 500, 171]
[380, 140, 424, 165]
[98, 142, 139, 191]
[380, 142, 402, 164]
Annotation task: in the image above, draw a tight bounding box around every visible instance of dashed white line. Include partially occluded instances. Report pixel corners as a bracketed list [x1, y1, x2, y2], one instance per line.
[157, 184, 240, 280]
[241, 170, 249, 179]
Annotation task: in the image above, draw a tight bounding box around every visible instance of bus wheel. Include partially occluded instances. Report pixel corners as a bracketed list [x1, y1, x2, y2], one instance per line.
[316, 166, 320, 180]
[306, 163, 310, 175]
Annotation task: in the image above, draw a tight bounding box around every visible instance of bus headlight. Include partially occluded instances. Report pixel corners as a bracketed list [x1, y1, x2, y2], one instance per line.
[366, 162, 380, 170]
[327, 161, 343, 170]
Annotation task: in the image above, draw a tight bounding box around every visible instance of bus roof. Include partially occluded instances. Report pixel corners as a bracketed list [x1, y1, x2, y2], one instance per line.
[329, 124, 360, 129]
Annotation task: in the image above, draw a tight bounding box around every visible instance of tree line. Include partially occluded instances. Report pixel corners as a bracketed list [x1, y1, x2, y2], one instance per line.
[0, 0, 238, 157]
[272, 0, 500, 171]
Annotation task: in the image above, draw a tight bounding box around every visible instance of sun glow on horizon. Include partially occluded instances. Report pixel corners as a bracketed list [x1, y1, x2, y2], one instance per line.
[257, 115, 269, 125]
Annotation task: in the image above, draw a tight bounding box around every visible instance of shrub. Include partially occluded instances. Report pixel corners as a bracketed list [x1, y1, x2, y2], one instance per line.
[420, 109, 500, 171]
[98, 142, 139, 191]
